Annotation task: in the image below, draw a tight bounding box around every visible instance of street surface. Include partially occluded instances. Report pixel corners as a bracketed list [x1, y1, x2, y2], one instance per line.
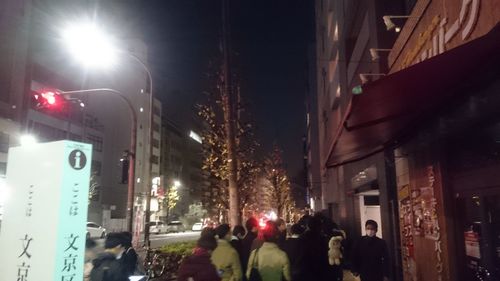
[93, 231, 200, 251]
[148, 231, 200, 248]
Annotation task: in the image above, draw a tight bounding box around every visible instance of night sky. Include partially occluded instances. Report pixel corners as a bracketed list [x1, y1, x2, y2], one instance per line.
[128, 0, 314, 179]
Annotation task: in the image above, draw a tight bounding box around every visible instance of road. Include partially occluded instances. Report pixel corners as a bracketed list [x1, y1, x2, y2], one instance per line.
[148, 231, 200, 248]
[92, 231, 200, 250]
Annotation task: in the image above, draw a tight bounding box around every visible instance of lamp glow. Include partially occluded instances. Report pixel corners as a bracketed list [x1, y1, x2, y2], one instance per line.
[20, 135, 38, 146]
[62, 23, 117, 68]
[173, 180, 181, 188]
[189, 130, 202, 144]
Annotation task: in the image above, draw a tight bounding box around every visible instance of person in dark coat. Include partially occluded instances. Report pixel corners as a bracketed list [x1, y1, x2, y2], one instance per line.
[90, 233, 128, 281]
[298, 215, 330, 281]
[231, 225, 246, 272]
[275, 219, 287, 249]
[283, 224, 305, 281]
[351, 220, 390, 281]
[177, 232, 221, 281]
[241, 217, 259, 270]
[119, 232, 138, 277]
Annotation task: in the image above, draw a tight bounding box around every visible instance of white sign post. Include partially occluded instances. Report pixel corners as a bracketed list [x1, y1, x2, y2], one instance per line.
[0, 140, 92, 281]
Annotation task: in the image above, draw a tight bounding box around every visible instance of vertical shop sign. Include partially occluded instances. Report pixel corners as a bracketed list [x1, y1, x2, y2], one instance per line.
[0, 141, 92, 281]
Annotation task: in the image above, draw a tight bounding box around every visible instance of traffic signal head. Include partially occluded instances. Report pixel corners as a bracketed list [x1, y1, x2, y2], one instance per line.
[32, 89, 65, 109]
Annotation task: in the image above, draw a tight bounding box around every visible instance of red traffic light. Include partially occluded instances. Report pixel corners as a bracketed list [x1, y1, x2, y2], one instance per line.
[41, 91, 57, 105]
[32, 89, 65, 109]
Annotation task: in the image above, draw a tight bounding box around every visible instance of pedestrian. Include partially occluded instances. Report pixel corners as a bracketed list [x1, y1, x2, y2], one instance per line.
[246, 221, 291, 281]
[119, 232, 138, 277]
[84, 238, 97, 281]
[241, 218, 259, 269]
[275, 219, 287, 249]
[282, 224, 305, 281]
[231, 225, 246, 272]
[212, 224, 243, 281]
[90, 233, 128, 281]
[178, 231, 221, 281]
[299, 214, 330, 281]
[351, 220, 390, 281]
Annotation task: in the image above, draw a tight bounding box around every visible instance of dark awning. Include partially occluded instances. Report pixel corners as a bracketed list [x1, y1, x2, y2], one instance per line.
[326, 23, 500, 168]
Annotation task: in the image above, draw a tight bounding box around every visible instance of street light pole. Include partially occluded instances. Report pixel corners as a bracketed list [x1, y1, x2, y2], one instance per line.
[126, 53, 154, 247]
[60, 23, 155, 245]
[61, 88, 137, 233]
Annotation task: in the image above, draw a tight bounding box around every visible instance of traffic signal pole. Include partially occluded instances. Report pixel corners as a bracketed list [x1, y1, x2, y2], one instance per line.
[60, 88, 137, 233]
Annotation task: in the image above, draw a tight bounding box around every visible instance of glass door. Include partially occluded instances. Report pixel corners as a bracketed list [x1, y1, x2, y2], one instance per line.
[456, 195, 500, 281]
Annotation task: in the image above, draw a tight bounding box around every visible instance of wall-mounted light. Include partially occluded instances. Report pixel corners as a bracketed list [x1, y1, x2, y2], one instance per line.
[369, 48, 392, 61]
[382, 15, 415, 31]
[359, 73, 386, 84]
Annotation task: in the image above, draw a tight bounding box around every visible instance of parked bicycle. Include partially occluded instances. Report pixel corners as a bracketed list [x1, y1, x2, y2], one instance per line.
[143, 246, 168, 279]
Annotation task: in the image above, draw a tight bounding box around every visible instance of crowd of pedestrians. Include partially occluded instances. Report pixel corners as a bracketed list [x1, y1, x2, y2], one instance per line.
[179, 213, 390, 281]
[84, 214, 390, 281]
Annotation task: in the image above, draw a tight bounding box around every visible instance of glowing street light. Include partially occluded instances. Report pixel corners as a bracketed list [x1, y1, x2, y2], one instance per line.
[173, 180, 181, 189]
[20, 135, 38, 147]
[61, 20, 156, 246]
[62, 23, 117, 68]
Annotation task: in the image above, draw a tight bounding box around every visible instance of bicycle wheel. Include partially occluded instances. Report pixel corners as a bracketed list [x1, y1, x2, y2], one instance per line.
[151, 253, 167, 278]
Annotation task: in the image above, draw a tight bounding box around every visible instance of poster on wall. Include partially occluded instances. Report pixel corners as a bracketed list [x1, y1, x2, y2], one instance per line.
[398, 184, 418, 280]
[420, 187, 439, 240]
[464, 230, 481, 259]
[411, 188, 424, 237]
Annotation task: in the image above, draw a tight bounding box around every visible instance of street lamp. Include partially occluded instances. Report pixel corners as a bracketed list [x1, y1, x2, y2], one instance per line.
[61, 22, 155, 246]
[20, 134, 38, 146]
[62, 23, 117, 68]
[173, 180, 181, 189]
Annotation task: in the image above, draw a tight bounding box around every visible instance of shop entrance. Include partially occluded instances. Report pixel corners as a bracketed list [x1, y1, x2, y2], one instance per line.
[455, 192, 500, 281]
[358, 191, 383, 238]
[445, 117, 500, 281]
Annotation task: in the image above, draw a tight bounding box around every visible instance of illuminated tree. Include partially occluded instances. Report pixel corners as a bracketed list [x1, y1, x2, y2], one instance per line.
[262, 146, 294, 221]
[165, 187, 180, 218]
[198, 83, 261, 222]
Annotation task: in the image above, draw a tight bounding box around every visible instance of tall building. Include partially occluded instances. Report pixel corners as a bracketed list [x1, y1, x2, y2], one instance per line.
[159, 117, 203, 220]
[0, 0, 32, 221]
[0, 0, 31, 167]
[311, 1, 412, 280]
[312, 0, 500, 280]
[159, 118, 184, 220]
[0, 2, 162, 232]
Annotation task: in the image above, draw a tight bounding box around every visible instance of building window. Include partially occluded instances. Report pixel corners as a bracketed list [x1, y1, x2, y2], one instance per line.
[69, 133, 82, 142]
[153, 105, 161, 116]
[151, 155, 159, 164]
[0, 132, 9, 153]
[152, 122, 160, 132]
[32, 122, 66, 141]
[152, 138, 160, 148]
[87, 134, 103, 152]
[91, 160, 102, 176]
